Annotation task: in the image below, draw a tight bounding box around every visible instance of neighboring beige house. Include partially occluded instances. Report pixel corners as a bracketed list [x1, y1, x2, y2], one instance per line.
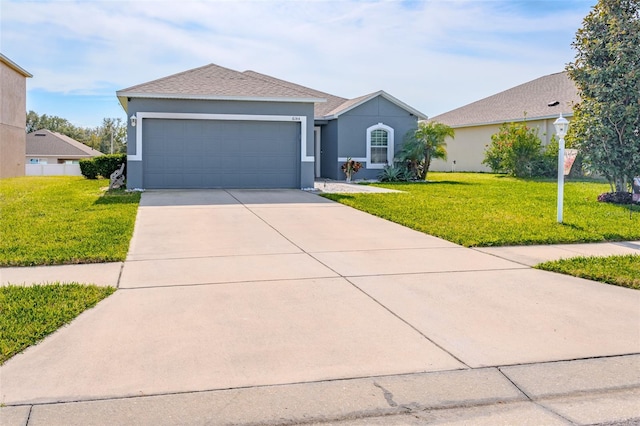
[0, 54, 32, 178]
[430, 72, 580, 172]
[26, 129, 103, 164]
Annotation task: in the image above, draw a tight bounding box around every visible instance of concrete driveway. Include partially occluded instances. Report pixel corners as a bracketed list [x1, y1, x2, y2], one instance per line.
[1, 189, 639, 411]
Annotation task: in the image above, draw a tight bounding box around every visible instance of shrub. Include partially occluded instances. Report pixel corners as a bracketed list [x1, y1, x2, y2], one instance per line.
[80, 154, 126, 180]
[79, 158, 99, 179]
[532, 138, 559, 178]
[379, 165, 412, 182]
[483, 122, 546, 177]
[94, 154, 127, 178]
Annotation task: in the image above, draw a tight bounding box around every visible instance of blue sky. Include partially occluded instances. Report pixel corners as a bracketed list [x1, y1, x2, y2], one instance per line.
[1, 0, 596, 129]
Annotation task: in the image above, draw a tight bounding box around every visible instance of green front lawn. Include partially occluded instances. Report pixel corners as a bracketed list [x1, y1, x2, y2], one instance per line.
[323, 173, 640, 247]
[536, 255, 640, 290]
[0, 177, 140, 266]
[0, 283, 116, 364]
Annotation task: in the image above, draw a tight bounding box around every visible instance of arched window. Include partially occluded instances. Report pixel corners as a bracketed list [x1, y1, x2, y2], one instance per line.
[366, 123, 394, 169]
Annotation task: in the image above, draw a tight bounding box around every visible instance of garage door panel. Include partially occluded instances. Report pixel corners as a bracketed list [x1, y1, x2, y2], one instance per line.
[143, 119, 299, 189]
[184, 155, 204, 169]
[182, 174, 204, 187]
[184, 139, 204, 154]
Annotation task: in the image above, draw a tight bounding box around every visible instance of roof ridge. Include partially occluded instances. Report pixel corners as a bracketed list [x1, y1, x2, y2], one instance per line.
[242, 70, 343, 101]
[119, 63, 245, 93]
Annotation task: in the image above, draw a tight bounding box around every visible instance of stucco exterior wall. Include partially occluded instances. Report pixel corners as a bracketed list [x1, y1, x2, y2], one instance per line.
[319, 120, 338, 179]
[431, 118, 567, 173]
[126, 98, 315, 189]
[0, 60, 28, 178]
[331, 96, 419, 180]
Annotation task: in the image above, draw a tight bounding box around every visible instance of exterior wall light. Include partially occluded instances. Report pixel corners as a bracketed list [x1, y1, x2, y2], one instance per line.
[130, 114, 137, 127]
[554, 113, 570, 223]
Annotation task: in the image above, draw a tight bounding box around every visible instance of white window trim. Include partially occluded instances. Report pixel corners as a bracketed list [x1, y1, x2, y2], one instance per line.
[337, 157, 367, 162]
[366, 123, 394, 169]
[128, 112, 311, 162]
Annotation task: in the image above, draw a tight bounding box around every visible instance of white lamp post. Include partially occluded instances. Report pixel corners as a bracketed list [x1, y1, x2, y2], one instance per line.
[554, 113, 569, 223]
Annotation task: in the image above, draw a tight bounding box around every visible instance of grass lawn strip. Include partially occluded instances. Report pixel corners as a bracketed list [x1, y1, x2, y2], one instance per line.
[535, 254, 640, 290]
[0, 176, 140, 266]
[323, 173, 640, 247]
[0, 283, 116, 364]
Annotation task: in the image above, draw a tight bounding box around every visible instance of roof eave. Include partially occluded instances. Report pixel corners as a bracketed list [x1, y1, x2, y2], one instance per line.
[116, 92, 326, 105]
[440, 112, 575, 128]
[0, 54, 32, 78]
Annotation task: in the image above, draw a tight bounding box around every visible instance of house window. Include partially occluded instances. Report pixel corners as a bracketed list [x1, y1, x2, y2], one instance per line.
[366, 123, 394, 169]
[29, 158, 47, 164]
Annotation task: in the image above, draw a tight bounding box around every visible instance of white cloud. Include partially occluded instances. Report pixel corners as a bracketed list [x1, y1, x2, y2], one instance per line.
[1, 0, 596, 125]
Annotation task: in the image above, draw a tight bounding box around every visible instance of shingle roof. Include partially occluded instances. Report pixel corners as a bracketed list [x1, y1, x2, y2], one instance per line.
[430, 72, 580, 127]
[117, 64, 325, 110]
[117, 63, 427, 121]
[26, 129, 103, 157]
[242, 70, 347, 117]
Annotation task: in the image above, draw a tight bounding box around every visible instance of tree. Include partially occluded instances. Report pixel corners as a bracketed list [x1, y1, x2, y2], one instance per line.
[398, 121, 454, 180]
[26, 111, 80, 138]
[566, 0, 640, 193]
[96, 118, 127, 154]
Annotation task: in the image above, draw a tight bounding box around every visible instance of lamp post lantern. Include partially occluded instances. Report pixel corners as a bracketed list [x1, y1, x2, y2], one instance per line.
[554, 113, 569, 223]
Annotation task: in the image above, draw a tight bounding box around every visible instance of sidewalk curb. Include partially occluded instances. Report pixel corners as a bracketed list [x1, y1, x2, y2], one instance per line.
[2, 355, 638, 426]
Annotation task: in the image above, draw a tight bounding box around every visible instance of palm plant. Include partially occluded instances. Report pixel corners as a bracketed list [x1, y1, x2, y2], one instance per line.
[397, 121, 454, 180]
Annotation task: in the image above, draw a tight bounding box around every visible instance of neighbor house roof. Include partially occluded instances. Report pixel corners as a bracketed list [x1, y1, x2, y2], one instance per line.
[117, 63, 326, 111]
[430, 72, 580, 127]
[0, 53, 32, 78]
[26, 129, 103, 158]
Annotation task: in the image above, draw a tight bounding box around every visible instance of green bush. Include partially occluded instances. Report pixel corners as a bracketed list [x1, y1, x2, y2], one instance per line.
[378, 164, 412, 182]
[79, 154, 126, 180]
[94, 154, 127, 178]
[79, 158, 99, 179]
[483, 122, 546, 177]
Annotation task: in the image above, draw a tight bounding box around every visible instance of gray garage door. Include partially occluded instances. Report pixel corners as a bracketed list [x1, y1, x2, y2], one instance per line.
[143, 119, 299, 189]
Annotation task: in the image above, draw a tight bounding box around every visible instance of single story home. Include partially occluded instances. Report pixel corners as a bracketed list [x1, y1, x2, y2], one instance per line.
[1, 53, 32, 178]
[429, 72, 580, 172]
[117, 63, 426, 189]
[26, 129, 103, 164]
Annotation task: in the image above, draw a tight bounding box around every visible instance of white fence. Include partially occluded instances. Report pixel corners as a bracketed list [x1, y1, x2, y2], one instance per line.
[26, 164, 82, 176]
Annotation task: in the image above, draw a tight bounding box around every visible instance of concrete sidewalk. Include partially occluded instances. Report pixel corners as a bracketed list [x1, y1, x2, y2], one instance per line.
[476, 240, 640, 267]
[1, 189, 639, 425]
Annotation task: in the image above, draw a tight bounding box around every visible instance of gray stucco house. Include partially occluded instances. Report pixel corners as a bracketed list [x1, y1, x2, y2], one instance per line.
[117, 64, 426, 189]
